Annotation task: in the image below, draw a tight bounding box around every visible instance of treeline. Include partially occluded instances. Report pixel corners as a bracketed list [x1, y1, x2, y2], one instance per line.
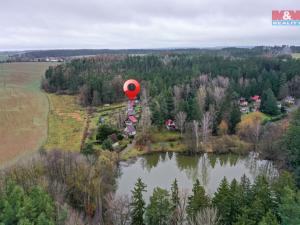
[43, 54, 300, 107]
[102, 173, 300, 225]
[10, 45, 300, 62]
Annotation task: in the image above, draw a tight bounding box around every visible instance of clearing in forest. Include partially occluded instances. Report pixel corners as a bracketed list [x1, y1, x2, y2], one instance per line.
[0, 62, 55, 165]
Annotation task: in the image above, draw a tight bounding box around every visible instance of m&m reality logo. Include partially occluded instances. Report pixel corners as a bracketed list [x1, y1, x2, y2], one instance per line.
[272, 10, 300, 26]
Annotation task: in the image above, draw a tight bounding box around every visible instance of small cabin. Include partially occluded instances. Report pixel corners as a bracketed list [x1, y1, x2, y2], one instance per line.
[239, 97, 248, 107]
[124, 125, 136, 137]
[251, 95, 261, 103]
[128, 115, 138, 124]
[283, 96, 295, 106]
[165, 119, 176, 130]
[127, 108, 135, 116]
[240, 107, 249, 114]
[251, 95, 261, 112]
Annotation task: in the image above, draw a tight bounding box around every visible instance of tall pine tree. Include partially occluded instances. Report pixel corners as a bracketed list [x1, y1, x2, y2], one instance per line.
[284, 107, 300, 186]
[186, 179, 210, 219]
[212, 177, 232, 225]
[130, 178, 147, 225]
[145, 187, 172, 225]
[260, 88, 279, 116]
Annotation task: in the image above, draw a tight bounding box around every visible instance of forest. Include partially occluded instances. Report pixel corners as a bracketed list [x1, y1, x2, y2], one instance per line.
[1, 51, 300, 225]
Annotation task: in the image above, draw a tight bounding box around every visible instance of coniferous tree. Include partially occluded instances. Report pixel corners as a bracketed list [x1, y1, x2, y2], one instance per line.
[284, 107, 300, 186]
[171, 179, 179, 209]
[229, 179, 243, 225]
[186, 179, 210, 219]
[0, 182, 55, 225]
[170, 179, 180, 225]
[229, 104, 241, 134]
[260, 88, 279, 115]
[130, 178, 147, 225]
[145, 187, 172, 225]
[278, 186, 300, 225]
[240, 174, 252, 206]
[212, 177, 231, 225]
[258, 210, 280, 225]
[165, 90, 175, 119]
[235, 176, 278, 225]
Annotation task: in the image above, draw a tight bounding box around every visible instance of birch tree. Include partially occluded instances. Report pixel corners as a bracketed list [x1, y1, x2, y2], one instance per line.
[175, 111, 187, 137]
[193, 120, 200, 150]
[196, 86, 206, 115]
[200, 111, 213, 143]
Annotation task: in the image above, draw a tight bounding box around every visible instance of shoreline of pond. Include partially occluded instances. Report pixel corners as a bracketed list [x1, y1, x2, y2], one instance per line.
[115, 151, 279, 200]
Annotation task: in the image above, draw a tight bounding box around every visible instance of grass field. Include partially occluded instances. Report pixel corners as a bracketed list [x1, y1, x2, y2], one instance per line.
[292, 53, 300, 59]
[0, 62, 56, 165]
[43, 94, 87, 151]
[120, 129, 186, 160]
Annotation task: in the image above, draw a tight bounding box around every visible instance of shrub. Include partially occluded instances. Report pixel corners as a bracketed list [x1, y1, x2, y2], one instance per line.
[212, 135, 251, 154]
[102, 139, 113, 151]
[96, 124, 117, 143]
[81, 142, 95, 155]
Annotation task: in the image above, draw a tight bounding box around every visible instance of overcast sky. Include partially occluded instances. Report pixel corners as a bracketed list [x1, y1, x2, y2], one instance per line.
[0, 0, 299, 50]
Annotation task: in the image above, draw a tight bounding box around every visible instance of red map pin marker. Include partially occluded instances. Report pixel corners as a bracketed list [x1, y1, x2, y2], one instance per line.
[123, 79, 140, 100]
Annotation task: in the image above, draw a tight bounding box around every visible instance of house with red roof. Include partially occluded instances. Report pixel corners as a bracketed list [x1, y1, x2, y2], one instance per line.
[128, 115, 138, 123]
[124, 124, 136, 137]
[165, 119, 176, 130]
[251, 95, 261, 102]
[251, 95, 261, 112]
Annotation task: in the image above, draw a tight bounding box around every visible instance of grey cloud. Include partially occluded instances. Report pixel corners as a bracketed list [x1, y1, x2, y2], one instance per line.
[0, 0, 299, 50]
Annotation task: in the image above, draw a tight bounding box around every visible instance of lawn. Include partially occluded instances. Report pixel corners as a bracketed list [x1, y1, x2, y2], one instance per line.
[86, 102, 126, 150]
[0, 62, 55, 165]
[120, 129, 186, 161]
[43, 94, 87, 151]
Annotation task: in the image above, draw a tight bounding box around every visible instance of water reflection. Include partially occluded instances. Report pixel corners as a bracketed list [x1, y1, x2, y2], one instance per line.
[116, 152, 278, 199]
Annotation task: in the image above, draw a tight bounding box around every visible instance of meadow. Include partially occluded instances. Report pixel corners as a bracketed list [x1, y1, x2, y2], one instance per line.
[43, 94, 87, 151]
[292, 53, 300, 59]
[0, 62, 55, 165]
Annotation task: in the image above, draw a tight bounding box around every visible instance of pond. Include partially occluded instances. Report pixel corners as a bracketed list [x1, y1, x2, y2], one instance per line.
[116, 152, 278, 199]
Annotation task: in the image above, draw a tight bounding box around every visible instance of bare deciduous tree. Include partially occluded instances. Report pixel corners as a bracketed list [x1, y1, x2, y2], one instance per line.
[139, 106, 151, 134]
[188, 207, 219, 225]
[193, 120, 200, 150]
[200, 111, 213, 143]
[213, 86, 226, 104]
[259, 122, 287, 161]
[174, 85, 183, 111]
[197, 74, 209, 86]
[196, 86, 206, 115]
[116, 109, 127, 129]
[63, 205, 85, 225]
[176, 189, 189, 225]
[184, 122, 199, 153]
[288, 75, 300, 98]
[105, 193, 131, 225]
[176, 111, 187, 137]
[212, 76, 229, 89]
